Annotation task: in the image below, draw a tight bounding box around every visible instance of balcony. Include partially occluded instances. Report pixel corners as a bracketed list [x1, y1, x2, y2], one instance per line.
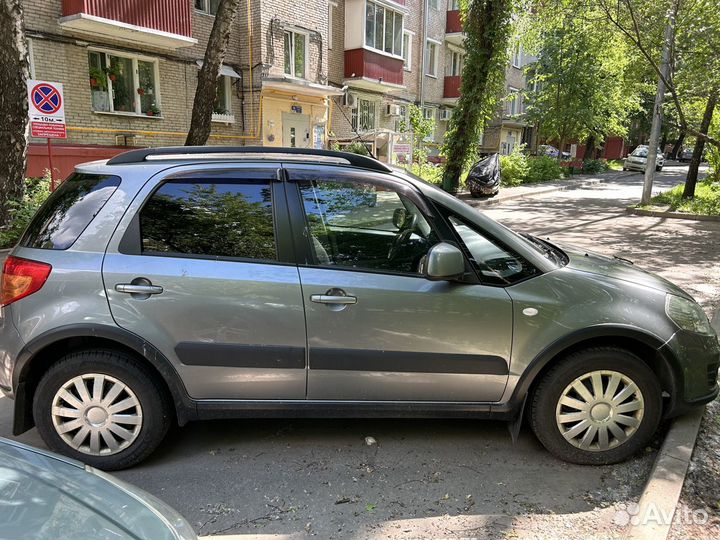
[444, 75, 461, 99]
[446, 9, 464, 46]
[344, 49, 405, 91]
[60, 0, 197, 49]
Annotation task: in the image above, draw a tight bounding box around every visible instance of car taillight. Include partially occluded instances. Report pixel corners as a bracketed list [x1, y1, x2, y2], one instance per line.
[1, 256, 52, 307]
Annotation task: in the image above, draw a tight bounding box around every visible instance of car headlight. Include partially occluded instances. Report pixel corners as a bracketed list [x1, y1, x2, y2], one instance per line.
[665, 294, 714, 335]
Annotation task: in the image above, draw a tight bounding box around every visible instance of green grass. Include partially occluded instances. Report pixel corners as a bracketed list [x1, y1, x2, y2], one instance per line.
[607, 159, 624, 171]
[651, 180, 720, 215]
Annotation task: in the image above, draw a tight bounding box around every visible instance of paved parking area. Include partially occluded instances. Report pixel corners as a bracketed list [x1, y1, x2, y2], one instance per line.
[1, 164, 717, 539]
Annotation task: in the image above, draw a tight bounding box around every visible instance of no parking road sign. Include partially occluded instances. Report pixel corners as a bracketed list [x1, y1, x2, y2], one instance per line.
[27, 80, 66, 139]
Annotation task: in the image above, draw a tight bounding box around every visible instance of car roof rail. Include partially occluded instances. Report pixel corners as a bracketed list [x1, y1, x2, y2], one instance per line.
[106, 146, 393, 173]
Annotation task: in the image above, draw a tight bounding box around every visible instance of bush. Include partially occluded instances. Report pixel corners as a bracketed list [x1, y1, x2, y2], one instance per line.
[407, 161, 444, 185]
[707, 145, 720, 182]
[582, 159, 610, 174]
[343, 141, 370, 156]
[499, 148, 530, 186]
[652, 180, 720, 215]
[0, 173, 51, 249]
[527, 155, 564, 183]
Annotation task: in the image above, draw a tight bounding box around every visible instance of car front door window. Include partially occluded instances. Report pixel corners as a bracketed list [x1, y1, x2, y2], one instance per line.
[298, 179, 438, 274]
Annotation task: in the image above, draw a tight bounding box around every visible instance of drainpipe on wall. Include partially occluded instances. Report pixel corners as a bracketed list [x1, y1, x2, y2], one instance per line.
[419, 0, 429, 110]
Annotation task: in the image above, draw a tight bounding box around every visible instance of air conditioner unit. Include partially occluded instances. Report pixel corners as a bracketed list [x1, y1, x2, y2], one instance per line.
[385, 104, 402, 116]
[343, 92, 358, 108]
[439, 109, 453, 121]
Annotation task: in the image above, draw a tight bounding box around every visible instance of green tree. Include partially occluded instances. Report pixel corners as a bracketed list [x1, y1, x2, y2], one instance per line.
[0, 0, 30, 229]
[442, 0, 515, 193]
[399, 105, 436, 163]
[524, 1, 640, 159]
[599, 0, 720, 150]
[186, 0, 242, 146]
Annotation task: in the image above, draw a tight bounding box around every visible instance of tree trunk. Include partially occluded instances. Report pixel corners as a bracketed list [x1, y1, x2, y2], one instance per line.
[442, 0, 514, 193]
[0, 0, 29, 229]
[669, 131, 685, 160]
[683, 91, 717, 199]
[583, 134, 596, 161]
[185, 0, 242, 146]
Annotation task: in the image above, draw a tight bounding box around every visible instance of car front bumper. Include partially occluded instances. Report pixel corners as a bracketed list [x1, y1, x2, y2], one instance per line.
[660, 328, 720, 417]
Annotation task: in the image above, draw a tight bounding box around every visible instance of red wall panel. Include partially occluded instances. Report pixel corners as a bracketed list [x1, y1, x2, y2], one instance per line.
[344, 49, 404, 86]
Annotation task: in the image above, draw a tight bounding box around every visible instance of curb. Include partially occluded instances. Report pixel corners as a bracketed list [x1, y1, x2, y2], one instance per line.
[460, 171, 634, 206]
[626, 206, 720, 222]
[625, 407, 704, 540]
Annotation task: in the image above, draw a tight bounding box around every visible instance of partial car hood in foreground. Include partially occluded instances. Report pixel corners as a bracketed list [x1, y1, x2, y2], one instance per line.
[559, 244, 694, 300]
[0, 438, 195, 540]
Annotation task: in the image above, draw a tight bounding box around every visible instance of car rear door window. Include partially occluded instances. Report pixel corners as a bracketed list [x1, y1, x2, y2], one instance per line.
[298, 178, 438, 274]
[19, 173, 121, 250]
[139, 180, 276, 260]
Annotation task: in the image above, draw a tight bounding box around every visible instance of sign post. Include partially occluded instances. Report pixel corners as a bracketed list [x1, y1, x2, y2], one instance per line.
[27, 80, 66, 191]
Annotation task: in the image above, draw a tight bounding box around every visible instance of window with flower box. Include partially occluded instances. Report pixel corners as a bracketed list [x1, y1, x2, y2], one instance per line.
[88, 51, 161, 117]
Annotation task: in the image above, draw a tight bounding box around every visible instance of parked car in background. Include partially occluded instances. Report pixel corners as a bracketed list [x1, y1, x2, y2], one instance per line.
[623, 145, 665, 172]
[539, 144, 571, 160]
[0, 437, 196, 540]
[1, 147, 717, 470]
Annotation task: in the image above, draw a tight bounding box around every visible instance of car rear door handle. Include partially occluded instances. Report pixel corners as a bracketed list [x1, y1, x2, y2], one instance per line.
[115, 283, 164, 295]
[310, 294, 357, 305]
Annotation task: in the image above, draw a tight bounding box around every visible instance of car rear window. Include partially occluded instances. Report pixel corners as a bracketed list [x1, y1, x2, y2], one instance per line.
[19, 173, 121, 250]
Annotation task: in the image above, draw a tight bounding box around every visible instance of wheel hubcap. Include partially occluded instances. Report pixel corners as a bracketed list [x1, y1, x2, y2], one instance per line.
[555, 370, 644, 452]
[51, 374, 143, 456]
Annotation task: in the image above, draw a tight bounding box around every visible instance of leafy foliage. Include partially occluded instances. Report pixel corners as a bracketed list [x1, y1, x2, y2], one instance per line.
[0, 173, 51, 249]
[343, 142, 371, 156]
[581, 159, 610, 174]
[500, 148, 530, 186]
[398, 105, 436, 163]
[442, 0, 516, 192]
[652, 180, 720, 215]
[407, 161, 444, 185]
[524, 0, 641, 151]
[528, 155, 565, 182]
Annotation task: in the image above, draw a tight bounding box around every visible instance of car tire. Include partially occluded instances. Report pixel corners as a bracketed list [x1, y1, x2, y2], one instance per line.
[656, 166, 663, 172]
[33, 348, 172, 470]
[529, 347, 662, 465]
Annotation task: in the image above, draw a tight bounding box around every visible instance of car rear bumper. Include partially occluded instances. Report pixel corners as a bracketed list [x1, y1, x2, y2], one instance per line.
[0, 308, 24, 398]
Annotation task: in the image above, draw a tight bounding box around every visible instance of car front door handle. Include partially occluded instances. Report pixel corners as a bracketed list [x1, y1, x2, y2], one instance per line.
[115, 284, 164, 295]
[310, 294, 357, 305]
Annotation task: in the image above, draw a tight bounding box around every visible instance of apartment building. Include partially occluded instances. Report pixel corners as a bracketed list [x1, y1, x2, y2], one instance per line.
[23, 0, 535, 176]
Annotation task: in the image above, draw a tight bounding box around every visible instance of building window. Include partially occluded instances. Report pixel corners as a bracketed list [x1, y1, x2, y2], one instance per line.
[195, 0, 220, 15]
[429, 0, 439, 10]
[450, 0, 460, 9]
[402, 31, 412, 71]
[425, 40, 440, 77]
[365, 0, 404, 57]
[511, 41, 523, 68]
[352, 99, 377, 133]
[506, 88, 521, 116]
[88, 50, 161, 117]
[213, 76, 232, 118]
[448, 50, 464, 76]
[423, 107, 435, 141]
[284, 31, 307, 78]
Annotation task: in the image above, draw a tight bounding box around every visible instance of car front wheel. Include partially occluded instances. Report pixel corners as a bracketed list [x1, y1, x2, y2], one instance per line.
[529, 347, 662, 465]
[33, 349, 171, 470]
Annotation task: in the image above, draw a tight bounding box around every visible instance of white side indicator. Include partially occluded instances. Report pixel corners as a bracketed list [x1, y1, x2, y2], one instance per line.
[523, 307, 539, 317]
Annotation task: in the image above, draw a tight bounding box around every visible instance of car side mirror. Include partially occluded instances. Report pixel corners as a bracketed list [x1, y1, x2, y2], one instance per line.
[421, 242, 466, 281]
[392, 208, 408, 229]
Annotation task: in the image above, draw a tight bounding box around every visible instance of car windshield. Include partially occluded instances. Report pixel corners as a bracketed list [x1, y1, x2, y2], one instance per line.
[631, 148, 648, 158]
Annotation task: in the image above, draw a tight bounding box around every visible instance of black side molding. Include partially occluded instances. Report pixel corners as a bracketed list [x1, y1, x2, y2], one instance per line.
[176, 342, 305, 369]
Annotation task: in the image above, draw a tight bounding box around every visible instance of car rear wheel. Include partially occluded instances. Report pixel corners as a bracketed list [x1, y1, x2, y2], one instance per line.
[33, 349, 171, 470]
[656, 166, 663, 171]
[529, 347, 662, 465]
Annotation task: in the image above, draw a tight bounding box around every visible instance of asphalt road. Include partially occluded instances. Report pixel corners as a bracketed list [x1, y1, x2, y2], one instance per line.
[1, 163, 716, 539]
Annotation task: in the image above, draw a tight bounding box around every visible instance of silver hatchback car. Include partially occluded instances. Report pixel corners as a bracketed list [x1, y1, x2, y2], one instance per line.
[1, 147, 717, 470]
